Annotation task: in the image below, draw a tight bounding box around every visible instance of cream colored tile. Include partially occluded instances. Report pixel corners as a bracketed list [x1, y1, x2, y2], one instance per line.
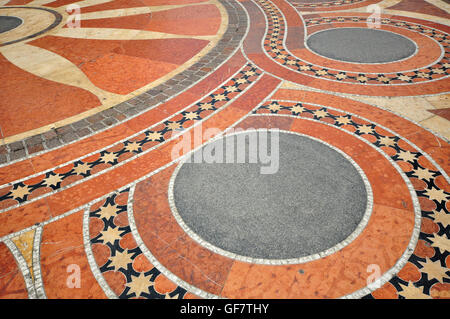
[425, 94, 450, 110]
[350, 96, 436, 123]
[1, 43, 120, 102]
[420, 115, 450, 140]
[54, 27, 216, 41]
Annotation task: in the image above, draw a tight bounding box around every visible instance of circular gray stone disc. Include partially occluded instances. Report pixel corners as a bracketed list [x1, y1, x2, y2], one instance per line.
[306, 27, 416, 63]
[0, 16, 22, 34]
[172, 132, 368, 259]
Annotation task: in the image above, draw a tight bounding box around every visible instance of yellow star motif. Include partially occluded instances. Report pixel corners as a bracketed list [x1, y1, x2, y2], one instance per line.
[43, 174, 63, 187]
[413, 167, 434, 181]
[377, 76, 390, 83]
[432, 210, 450, 226]
[378, 136, 397, 147]
[291, 105, 305, 114]
[235, 78, 248, 85]
[418, 258, 449, 283]
[10, 185, 31, 200]
[124, 141, 141, 153]
[126, 272, 154, 297]
[268, 103, 281, 112]
[278, 54, 287, 59]
[398, 75, 412, 82]
[357, 75, 368, 82]
[214, 94, 227, 101]
[166, 121, 181, 131]
[183, 112, 199, 121]
[356, 125, 374, 134]
[97, 204, 119, 220]
[299, 65, 311, 71]
[286, 59, 296, 65]
[147, 131, 163, 141]
[109, 249, 133, 271]
[224, 85, 238, 93]
[313, 109, 328, 118]
[100, 226, 123, 245]
[101, 152, 118, 164]
[315, 69, 328, 76]
[73, 162, 91, 175]
[398, 281, 431, 299]
[432, 68, 445, 74]
[244, 70, 256, 77]
[335, 73, 347, 80]
[424, 188, 449, 202]
[397, 150, 417, 163]
[416, 72, 429, 79]
[335, 116, 352, 125]
[429, 233, 450, 252]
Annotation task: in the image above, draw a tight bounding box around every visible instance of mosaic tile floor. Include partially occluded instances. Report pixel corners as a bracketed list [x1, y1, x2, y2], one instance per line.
[0, 0, 449, 299]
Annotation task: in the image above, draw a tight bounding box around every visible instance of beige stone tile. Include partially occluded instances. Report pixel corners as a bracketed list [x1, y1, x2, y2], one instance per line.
[351, 96, 436, 123]
[420, 115, 450, 140]
[425, 94, 450, 110]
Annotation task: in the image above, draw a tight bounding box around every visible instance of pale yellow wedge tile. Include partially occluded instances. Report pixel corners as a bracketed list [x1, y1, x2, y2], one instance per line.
[425, 94, 450, 110]
[420, 115, 450, 139]
[12, 229, 36, 281]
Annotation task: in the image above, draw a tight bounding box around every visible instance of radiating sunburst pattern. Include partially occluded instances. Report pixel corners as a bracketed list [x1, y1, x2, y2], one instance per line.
[0, 0, 227, 143]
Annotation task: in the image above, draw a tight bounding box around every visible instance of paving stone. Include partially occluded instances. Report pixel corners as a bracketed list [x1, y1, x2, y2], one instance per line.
[9, 141, 25, 151]
[90, 122, 107, 132]
[10, 148, 26, 160]
[60, 132, 78, 143]
[71, 119, 90, 129]
[76, 127, 92, 138]
[45, 138, 62, 149]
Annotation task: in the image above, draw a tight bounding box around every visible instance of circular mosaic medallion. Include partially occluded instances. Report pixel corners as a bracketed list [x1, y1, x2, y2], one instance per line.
[306, 27, 417, 63]
[171, 131, 370, 260]
[0, 16, 22, 34]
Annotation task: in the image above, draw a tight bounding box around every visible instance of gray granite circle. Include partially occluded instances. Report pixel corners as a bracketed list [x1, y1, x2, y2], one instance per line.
[0, 16, 22, 34]
[171, 131, 368, 260]
[306, 27, 417, 63]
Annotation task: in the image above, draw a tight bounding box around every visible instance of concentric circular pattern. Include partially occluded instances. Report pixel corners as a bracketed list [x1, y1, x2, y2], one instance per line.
[0, 0, 448, 300]
[0, 16, 22, 34]
[306, 28, 416, 63]
[254, 0, 450, 95]
[171, 131, 368, 260]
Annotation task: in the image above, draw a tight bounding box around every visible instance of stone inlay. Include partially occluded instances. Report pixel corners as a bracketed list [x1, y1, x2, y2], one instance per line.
[0, 16, 22, 34]
[172, 131, 368, 259]
[0, 7, 62, 46]
[0, 0, 248, 164]
[306, 28, 417, 63]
